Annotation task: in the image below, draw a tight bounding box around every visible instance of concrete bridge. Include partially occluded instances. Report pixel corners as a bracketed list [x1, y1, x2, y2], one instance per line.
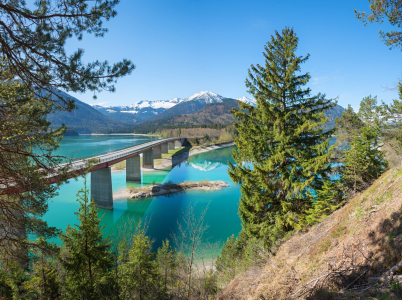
[53, 137, 185, 209]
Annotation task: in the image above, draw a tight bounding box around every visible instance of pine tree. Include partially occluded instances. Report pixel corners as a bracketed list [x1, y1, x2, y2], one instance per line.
[229, 28, 335, 245]
[118, 225, 160, 300]
[59, 180, 114, 300]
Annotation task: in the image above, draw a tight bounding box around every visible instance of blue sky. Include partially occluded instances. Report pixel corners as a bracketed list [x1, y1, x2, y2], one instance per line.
[66, 0, 402, 111]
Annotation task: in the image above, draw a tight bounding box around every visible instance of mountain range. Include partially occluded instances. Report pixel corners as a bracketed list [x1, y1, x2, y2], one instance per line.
[91, 91, 256, 124]
[48, 90, 344, 133]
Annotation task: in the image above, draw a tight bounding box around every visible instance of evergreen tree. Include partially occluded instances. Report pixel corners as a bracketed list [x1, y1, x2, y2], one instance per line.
[355, 0, 402, 50]
[381, 82, 402, 165]
[299, 180, 342, 226]
[118, 225, 160, 300]
[0, 256, 27, 299]
[342, 134, 371, 194]
[0, 0, 134, 109]
[229, 28, 335, 245]
[340, 96, 388, 194]
[24, 241, 61, 299]
[156, 239, 177, 297]
[59, 180, 114, 300]
[0, 60, 68, 261]
[216, 234, 241, 283]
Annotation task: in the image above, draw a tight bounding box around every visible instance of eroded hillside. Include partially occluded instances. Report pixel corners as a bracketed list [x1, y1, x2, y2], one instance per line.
[218, 167, 402, 300]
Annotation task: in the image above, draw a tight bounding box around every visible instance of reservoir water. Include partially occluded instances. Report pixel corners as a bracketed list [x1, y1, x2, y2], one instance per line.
[45, 135, 242, 254]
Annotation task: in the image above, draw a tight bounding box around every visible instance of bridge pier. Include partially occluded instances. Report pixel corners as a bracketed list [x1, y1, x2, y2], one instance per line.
[175, 140, 181, 148]
[168, 142, 175, 150]
[91, 167, 113, 209]
[126, 155, 141, 182]
[161, 143, 168, 154]
[143, 149, 154, 168]
[153, 145, 162, 159]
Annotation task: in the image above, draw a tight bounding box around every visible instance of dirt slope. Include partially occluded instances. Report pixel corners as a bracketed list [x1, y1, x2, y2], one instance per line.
[218, 167, 402, 300]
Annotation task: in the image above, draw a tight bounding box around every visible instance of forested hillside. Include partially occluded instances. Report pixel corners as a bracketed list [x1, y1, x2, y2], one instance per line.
[100, 99, 344, 134]
[47, 93, 128, 133]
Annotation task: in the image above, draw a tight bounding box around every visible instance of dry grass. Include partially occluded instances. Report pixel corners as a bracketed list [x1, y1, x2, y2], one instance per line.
[218, 167, 402, 300]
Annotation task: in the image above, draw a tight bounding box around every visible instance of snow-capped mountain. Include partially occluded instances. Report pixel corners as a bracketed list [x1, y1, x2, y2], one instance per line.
[183, 91, 225, 104]
[91, 97, 186, 124]
[237, 96, 257, 107]
[92, 91, 250, 124]
[92, 98, 184, 114]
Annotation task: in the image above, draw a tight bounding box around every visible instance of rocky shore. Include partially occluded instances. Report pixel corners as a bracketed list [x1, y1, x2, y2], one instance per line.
[113, 180, 229, 199]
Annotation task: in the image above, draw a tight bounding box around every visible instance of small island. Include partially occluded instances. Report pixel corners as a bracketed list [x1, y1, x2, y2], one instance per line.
[114, 180, 229, 199]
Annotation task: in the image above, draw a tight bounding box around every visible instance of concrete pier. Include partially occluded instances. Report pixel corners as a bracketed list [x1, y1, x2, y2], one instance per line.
[161, 143, 168, 154]
[168, 142, 175, 150]
[126, 155, 141, 182]
[175, 140, 181, 148]
[143, 149, 154, 168]
[153, 145, 162, 159]
[91, 167, 113, 209]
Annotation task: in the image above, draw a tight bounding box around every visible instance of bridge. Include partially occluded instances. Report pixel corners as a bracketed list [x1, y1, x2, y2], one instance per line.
[53, 137, 186, 209]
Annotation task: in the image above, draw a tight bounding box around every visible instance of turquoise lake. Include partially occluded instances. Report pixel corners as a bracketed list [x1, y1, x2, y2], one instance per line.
[45, 135, 242, 254]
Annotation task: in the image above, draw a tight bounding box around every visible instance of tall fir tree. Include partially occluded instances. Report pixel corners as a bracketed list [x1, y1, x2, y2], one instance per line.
[59, 180, 115, 300]
[118, 225, 160, 300]
[228, 28, 335, 245]
[340, 96, 387, 194]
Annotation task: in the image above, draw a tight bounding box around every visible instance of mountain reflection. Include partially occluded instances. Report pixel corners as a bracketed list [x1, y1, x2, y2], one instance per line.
[188, 161, 223, 171]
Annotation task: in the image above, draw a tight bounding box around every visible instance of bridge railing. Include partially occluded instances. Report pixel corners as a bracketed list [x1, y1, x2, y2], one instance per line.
[52, 137, 182, 175]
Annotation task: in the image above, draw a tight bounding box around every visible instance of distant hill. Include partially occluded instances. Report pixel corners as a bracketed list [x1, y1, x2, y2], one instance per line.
[324, 104, 345, 130]
[47, 91, 128, 133]
[101, 99, 345, 134]
[102, 98, 239, 134]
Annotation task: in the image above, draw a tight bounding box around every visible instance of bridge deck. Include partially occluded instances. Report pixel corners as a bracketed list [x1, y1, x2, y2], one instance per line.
[51, 137, 182, 180]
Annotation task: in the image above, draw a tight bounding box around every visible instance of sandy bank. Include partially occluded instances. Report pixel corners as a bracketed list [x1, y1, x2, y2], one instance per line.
[113, 180, 229, 199]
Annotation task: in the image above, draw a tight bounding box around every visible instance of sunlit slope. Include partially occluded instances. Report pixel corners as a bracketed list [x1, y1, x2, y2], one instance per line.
[218, 167, 402, 300]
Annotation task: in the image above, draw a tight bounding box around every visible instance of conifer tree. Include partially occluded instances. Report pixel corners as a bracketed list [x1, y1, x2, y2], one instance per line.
[59, 180, 114, 300]
[342, 135, 371, 194]
[380, 82, 402, 165]
[340, 96, 387, 193]
[299, 180, 342, 226]
[229, 28, 335, 244]
[216, 234, 241, 283]
[118, 225, 160, 300]
[24, 241, 61, 299]
[156, 239, 177, 297]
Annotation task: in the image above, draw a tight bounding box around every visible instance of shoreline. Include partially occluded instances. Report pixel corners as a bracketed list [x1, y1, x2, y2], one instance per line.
[79, 133, 160, 137]
[113, 180, 229, 199]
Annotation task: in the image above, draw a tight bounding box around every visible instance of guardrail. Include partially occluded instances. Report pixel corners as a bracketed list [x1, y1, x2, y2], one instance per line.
[52, 137, 183, 176]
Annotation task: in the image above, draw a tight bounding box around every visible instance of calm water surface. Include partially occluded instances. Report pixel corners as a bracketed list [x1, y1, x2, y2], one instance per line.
[44, 135, 242, 253]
